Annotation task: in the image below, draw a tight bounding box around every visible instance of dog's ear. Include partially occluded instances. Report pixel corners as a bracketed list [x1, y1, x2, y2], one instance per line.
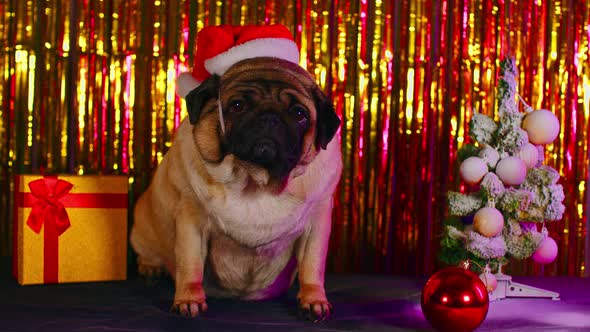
[185, 75, 220, 124]
[313, 87, 341, 150]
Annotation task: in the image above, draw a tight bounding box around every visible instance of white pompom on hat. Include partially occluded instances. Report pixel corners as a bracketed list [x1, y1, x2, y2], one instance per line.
[176, 24, 300, 98]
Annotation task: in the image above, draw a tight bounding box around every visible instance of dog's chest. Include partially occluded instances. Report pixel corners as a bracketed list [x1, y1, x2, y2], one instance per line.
[207, 189, 311, 252]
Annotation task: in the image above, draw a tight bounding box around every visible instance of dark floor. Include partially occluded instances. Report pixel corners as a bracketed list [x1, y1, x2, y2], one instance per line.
[1, 259, 590, 332]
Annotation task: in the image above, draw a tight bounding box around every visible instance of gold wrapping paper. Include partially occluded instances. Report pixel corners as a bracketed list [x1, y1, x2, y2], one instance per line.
[13, 175, 128, 285]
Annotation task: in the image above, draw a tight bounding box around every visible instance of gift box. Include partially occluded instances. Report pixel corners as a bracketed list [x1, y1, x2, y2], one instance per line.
[12, 175, 128, 285]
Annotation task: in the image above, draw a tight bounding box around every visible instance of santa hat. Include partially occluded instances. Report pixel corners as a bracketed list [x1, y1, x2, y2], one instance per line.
[177, 24, 300, 98]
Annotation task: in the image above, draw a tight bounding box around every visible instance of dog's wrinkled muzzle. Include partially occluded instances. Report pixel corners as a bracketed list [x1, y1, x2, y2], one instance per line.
[252, 139, 277, 164]
[227, 110, 302, 180]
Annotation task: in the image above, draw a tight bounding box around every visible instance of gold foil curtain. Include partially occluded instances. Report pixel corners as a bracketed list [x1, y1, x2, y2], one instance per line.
[1, 0, 589, 276]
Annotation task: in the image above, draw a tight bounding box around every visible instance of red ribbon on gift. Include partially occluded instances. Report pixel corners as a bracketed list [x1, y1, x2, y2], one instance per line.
[13, 175, 128, 284]
[26, 177, 73, 284]
[27, 177, 74, 236]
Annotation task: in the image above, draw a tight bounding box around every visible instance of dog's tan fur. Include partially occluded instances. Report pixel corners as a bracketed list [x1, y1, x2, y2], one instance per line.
[130, 58, 342, 319]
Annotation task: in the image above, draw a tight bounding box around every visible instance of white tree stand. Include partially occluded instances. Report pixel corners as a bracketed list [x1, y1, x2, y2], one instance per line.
[489, 270, 560, 301]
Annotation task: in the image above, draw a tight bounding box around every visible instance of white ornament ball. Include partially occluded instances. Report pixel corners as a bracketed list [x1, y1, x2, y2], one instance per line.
[522, 109, 560, 145]
[479, 272, 498, 292]
[516, 143, 540, 169]
[495, 156, 527, 186]
[460, 157, 488, 185]
[473, 207, 504, 238]
[478, 146, 500, 169]
[532, 236, 558, 265]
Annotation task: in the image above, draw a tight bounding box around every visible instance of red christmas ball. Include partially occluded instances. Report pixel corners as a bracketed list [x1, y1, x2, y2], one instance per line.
[421, 267, 490, 332]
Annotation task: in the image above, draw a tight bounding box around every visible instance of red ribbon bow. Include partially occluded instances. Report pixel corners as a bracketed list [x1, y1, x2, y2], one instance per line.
[26, 176, 74, 236]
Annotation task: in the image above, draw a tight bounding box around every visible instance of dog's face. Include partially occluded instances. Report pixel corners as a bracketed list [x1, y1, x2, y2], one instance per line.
[185, 57, 340, 186]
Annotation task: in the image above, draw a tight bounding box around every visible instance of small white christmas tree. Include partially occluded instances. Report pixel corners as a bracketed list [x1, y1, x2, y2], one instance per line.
[440, 57, 565, 297]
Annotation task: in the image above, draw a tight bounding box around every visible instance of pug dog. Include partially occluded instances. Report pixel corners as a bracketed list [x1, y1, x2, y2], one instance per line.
[130, 56, 342, 321]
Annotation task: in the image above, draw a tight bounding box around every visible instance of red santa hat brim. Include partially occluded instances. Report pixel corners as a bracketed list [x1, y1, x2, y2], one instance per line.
[204, 37, 299, 77]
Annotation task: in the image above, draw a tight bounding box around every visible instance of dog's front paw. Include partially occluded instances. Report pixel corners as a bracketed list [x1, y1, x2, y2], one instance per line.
[171, 283, 208, 318]
[297, 283, 333, 322]
[170, 300, 208, 318]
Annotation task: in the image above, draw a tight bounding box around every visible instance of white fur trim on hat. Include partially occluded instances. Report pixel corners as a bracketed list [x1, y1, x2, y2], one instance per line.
[204, 38, 300, 76]
[176, 72, 201, 98]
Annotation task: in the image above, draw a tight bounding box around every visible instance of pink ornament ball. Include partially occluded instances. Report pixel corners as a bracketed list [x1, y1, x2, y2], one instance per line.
[478, 146, 500, 169]
[495, 157, 527, 186]
[532, 236, 558, 265]
[460, 157, 488, 185]
[522, 109, 560, 145]
[516, 143, 540, 169]
[478, 272, 498, 292]
[473, 207, 504, 238]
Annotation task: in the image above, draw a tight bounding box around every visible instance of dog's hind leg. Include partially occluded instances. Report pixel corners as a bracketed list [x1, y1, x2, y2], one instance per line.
[131, 230, 171, 286]
[131, 227, 167, 285]
[137, 255, 168, 286]
[131, 198, 171, 286]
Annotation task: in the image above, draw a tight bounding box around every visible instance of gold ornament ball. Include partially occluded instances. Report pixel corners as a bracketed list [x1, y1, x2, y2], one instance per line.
[473, 207, 504, 238]
[522, 109, 560, 145]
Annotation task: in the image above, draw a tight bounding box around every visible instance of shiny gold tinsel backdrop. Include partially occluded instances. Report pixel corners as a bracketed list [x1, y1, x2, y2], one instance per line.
[1, 0, 589, 277]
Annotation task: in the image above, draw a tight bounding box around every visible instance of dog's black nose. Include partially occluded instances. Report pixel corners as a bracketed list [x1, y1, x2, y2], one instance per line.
[252, 140, 277, 163]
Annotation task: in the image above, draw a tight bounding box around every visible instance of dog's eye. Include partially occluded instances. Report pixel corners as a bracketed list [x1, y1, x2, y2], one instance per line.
[228, 100, 245, 113]
[289, 106, 309, 124]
